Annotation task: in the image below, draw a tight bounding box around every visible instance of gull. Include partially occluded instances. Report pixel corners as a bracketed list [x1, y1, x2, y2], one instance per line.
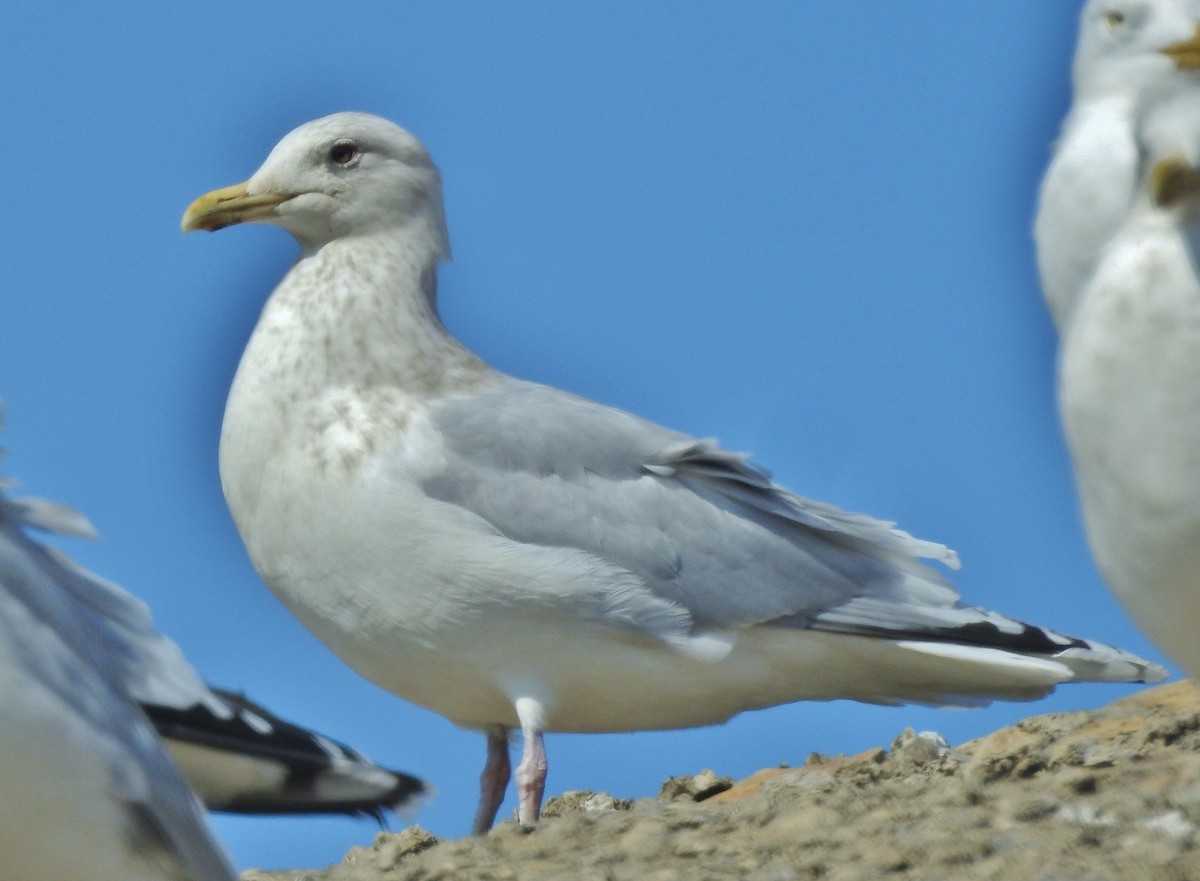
[1034, 0, 1200, 332]
[0, 413, 235, 881]
[0, 406, 427, 881]
[183, 112, 1166, 834]
[1059, 88, 1200, 681]
[1, 408, 428, 820]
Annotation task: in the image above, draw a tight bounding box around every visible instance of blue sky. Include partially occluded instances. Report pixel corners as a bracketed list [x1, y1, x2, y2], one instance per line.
[1, 1, 1155, 872]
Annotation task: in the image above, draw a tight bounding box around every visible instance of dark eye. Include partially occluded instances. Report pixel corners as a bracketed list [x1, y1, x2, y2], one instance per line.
[329, 140, 361, 167]
[1105, 10, 1125, 27]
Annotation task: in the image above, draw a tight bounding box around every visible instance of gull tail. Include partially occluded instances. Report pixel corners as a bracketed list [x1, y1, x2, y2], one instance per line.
[143, 688, 428, 820]
[801, 596, 1166, 706]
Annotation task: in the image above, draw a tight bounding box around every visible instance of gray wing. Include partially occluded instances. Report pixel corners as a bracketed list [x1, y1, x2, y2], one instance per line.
[1, 434, 426, 824]
[423, 379, 968, 640]
[19, 522, 227, 717]
[0, 446, 221, 715]
[53, 535, 432, 820]
[0, 490, 235, 881]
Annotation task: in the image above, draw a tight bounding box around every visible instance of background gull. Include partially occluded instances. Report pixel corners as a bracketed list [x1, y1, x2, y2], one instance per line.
[1035, 0, 1200, 332]
[0, 406, 235, 881]
[184, 112, 1166, 834]
[1059, 88, 1200, 681]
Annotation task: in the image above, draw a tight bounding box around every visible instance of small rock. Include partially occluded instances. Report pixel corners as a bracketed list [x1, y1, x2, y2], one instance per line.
[778, 769, 836, 794]
[656, 769, 733, 801]
[542, 790, 633, 817]
[373, 826, 440, 871]
[891, 728, 950, 765]
[1141, 810, 1196, 840]
[1077, 743, 1125, 768]
[1059, 804, 1119, 828]
[690, 768, 734, 799]
[581, 792, 627, 813]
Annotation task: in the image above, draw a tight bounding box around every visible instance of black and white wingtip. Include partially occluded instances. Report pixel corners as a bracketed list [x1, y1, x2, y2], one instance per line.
[809, 596, 1168, 690]
[143, 688, 428, 821]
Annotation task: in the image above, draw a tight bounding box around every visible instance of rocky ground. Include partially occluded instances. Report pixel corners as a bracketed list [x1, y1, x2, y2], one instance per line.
[245, 682, 1200, 881]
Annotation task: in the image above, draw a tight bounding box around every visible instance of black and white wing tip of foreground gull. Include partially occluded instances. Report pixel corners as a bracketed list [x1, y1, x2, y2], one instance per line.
[182, 111, 1168, 836]
[1034, 0, 1200, 333]
[147, 686, 428, 820]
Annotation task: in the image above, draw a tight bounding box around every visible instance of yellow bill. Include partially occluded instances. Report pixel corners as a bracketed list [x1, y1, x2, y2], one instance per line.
[181, 182, 291, 233]
[1162, 24, 1200, 70]
[1149, 155, 1200, 208]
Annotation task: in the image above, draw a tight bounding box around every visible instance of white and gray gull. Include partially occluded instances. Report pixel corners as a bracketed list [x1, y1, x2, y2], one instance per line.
[0, 411, 235, 881]
[1035, 0, 1200, 332]
[183, 112, 1167, 834]
[1058, 87, 1200, 682]
[0, 405, 427, 880]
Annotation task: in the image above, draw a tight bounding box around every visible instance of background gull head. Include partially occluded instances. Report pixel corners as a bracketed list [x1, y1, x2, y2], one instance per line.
[1035, 0, 1200, 332]
[1073, 0, 1200, 102]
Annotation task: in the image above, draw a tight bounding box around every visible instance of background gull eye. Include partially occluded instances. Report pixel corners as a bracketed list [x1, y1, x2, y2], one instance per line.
[328, 140, 361, 167]
[1105, 10, 1125, 27]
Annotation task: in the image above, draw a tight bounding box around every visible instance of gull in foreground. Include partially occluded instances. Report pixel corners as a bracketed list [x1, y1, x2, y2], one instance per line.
[184, 113, 1166, 834]
[1059, 89, 1200, 681]
[1035, 0, 1200, 332]
[0, 417, 234, 881]
[0, 408, 427, 881]
[19, 436, 427, 818]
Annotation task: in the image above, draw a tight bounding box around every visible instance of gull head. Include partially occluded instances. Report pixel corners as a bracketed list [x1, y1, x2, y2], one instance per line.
[182, 112, 450, 257]
[1073, 0, 1200, 100]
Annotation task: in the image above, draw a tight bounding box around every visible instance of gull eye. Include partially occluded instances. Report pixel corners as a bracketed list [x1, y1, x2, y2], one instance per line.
[1105, 10, 1125, 27]
[329, 140, 362, 167]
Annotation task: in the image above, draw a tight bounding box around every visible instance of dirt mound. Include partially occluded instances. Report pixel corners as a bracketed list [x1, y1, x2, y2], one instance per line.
[245, 681, 1200, 881]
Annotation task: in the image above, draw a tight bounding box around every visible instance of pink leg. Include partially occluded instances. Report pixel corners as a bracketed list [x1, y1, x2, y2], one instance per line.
[471, 728, 511, 835]
[514, 727, 547, 829]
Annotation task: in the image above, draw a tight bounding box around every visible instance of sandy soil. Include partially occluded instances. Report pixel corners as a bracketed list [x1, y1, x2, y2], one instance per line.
[244, 681, 1200, 881]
